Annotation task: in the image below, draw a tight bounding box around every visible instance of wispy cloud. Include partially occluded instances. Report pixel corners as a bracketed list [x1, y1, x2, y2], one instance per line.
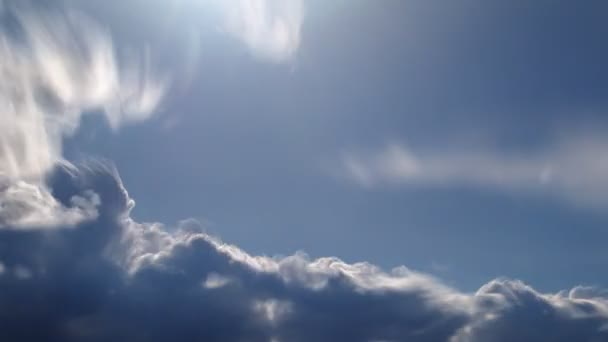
[341, 136, 608, 208]
[220, 0, 304, 62]
[0, 0, 304, 227]
[0, 7, 166, 228]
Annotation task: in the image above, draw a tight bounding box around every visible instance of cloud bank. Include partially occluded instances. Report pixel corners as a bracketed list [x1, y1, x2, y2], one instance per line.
[0, 164, 606, 341]
[342, 138, 608, 208]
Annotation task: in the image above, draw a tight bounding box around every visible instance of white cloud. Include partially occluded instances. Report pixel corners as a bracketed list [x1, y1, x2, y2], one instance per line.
[0, 179, 99, 229]
[0, 10, 166, 182]
[0, 8, 166, 228]
[221, 0, 304, 62]
[0, 0, 299, 230]
[341, 137, 608, 209]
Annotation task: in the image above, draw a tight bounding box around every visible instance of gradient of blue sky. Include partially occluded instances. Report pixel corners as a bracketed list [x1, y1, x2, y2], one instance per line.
[60, 0, 608, 292]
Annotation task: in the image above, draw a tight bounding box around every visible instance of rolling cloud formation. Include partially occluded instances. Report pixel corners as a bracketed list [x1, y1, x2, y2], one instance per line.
[0, 164, 607, 341]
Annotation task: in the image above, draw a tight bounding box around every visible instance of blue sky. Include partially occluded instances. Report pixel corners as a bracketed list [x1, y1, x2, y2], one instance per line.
[61, 0, 608, 291]
[2, 0, 608, 340]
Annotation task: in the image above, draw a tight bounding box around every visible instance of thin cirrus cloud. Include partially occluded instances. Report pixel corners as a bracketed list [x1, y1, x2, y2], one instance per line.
[219, 0, 304, 62]
[0, 0, 305, 229]
[0, 0, 306, 228]
[341, 137, 608, 209]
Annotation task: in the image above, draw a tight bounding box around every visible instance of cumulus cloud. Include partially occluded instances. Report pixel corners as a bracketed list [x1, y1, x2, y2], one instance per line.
[0, 164, 606, 341]
[220, 0, 304, 62]
[0, 6, 166, 228]
[342, 138, 608, 208]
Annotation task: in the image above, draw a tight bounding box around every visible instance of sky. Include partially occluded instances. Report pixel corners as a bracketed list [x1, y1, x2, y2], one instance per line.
[1, 0, 608, 341]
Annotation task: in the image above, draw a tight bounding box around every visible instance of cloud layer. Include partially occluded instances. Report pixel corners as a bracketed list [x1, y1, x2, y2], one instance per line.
[342, 138, 608, 209]
[0, 164, 606, 341]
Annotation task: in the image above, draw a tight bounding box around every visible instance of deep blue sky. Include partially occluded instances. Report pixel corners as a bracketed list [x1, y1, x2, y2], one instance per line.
[64, 0, 608, 292]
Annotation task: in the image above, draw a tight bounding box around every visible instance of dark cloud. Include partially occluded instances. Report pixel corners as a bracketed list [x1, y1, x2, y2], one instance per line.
[0, 163, 606, 342]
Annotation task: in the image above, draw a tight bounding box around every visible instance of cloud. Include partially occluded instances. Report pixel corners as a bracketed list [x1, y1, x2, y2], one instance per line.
[0, 0, 301, 229]
[220, 0, 304, 62]
[0, 4, 605, 341]
[341, 137, 608, 209]
[0, 164, 606, 341]
[0, 8, 166, 181]
[0, 6, 166, 228]
[0, 177, 99, 229]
